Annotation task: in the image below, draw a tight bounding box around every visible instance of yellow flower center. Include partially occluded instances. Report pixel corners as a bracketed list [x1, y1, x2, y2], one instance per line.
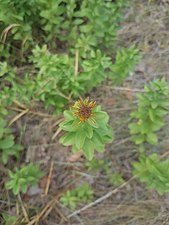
[72, 97, 96, 123]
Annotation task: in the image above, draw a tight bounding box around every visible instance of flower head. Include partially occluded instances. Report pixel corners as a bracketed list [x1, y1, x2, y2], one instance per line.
[72, 97, 96, 123]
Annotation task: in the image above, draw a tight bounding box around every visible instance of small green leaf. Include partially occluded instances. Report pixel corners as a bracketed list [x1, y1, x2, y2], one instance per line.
[0, 137, 14, 149]
[0, 127, 4, 139]
[83, 139, 95, 160]
[60, 120, 80, 132]
[146, 132, 158, 145]
[87, 119, 99, 128]
[21, 184, 28, 193]
[72, 143, 80, 153]
[63, 110, 74, 120]
[94, 111, 109, 124]
[59, 132, 75, 146]
[133, 134, 145, 145]
[129, 123, 140, 134]
[75, 129, 86, 149]
[13, 184, 20, 195]
[149, 108, 156, 121]
[151, 102, 158, 109]
[84, 123, 93, 138]
[92, 131, 104, 152]
[2, 152, 8, 164]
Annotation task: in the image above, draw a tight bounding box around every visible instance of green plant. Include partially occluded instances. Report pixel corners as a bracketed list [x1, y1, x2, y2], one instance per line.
[0, 62, 10, 78]
[59, 97, 113, 160]
[129, 79, 169, 145]
[31, 45, 81, 113]
[73, 0, 128, 49]
[79, 49, 112, 91]
[108, 172, 124, 186]
[5, 163, 43, 195]
[85, 158, 124, 186]
[0, 119, 23, 164]
[0, 62, 19, 119]
[85, 158, 107, 171]
[111, 46, 140, 84]
[0, 0, 128, 62]
[0, 42, 140, 116]
[133, 153, 169, 195]
[2, 213, 16, 225]
[60, 190, 78, 209]
[75, 183, 93, 202]
[60, 183, 93, 209]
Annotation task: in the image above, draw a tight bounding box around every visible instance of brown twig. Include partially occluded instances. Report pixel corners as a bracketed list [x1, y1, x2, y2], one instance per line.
[52, 128, 62, 140]
[51, 118, 64, 128]
[18, 193, 30, 223]
[44, 161, 54, 196]
[160, 150, 169, 159]
[1, 24, 21, 42]
[103, 86, 144, 93]
[13, 100, 27, 109]
[8, 109, 29, 126]
[8, 106, 55, 118]
[27, 197, 57, 225]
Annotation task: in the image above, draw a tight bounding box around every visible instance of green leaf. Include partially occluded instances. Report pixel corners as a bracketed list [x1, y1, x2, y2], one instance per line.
[60, 120, 80, 132]
[75, 129, 86, 149]
[0, 127, 4, 139]
[95, 126, 113, 144]
[21, 184, 28, 193]
[91, 131, 104, 152]
[94, 111, 109, 124]
[133, 134, 145, 145]
[0, 137, 14, 149]
[156, 108, 168, 116]
[146, 132, 158, 145]
[59, 132, 75, 146]
[84, 123, 93, 139]
[140, 122, 150, 134]
[72, 143, 80, 153]
[63, 110, 74, 120]
[83, 139, 95, 160]
[128, 123, 140, 134]
[151, 102, 158, 109]
[149, 108, 156, 121]
[13, 184, 20, 195]
[87, 119, 99, 128]
[151, 119, 165, 131]
[2, 153, 8, 164]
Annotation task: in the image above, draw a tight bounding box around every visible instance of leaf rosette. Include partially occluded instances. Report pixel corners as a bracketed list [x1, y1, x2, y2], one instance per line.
[59, 98, 113, 160]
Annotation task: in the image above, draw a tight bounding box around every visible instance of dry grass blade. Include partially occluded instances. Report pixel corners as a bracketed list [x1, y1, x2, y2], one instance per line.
[52, 128, 62, 140]
[44, 161, 54, 196]
[27, 196, 58, 225]
[1, 24, 21, 42]
[13, 100, 27, 109]
[8, 106, 55, 118]
[51, 118, 64, 129]
[8, 109, 29, 126]
[18, 193, 30, 223]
